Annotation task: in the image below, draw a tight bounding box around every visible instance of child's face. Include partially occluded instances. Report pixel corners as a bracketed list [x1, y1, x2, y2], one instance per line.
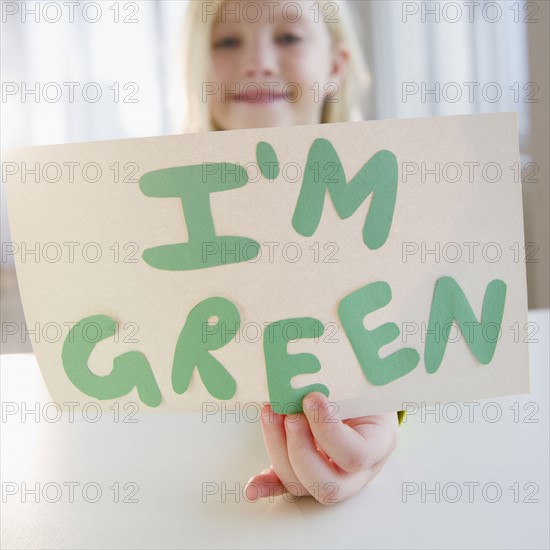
[208, 0, 347, 130]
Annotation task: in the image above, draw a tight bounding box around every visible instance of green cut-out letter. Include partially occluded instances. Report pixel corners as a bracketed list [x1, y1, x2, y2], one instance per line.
[256, 142, 280, 180]
[292, 139, 398, 249]
[338, 282, 419, 385]
[62, 315, 161, 407]
[264, 318, 329, 414]
[172, 297, 239, 400]
[140, 164, 260, 270]
[425, 277, 507, 373]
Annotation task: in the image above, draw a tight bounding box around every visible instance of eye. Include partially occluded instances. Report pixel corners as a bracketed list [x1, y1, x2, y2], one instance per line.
[276, 33, 301, 46]
[213, 36, 240, 49]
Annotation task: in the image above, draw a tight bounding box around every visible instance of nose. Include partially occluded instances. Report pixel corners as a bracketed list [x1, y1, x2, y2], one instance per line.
[242, 37, 278, 79]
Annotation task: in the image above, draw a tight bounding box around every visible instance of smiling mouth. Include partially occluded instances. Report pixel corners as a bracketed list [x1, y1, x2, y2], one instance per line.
[228, 91, 288, 104]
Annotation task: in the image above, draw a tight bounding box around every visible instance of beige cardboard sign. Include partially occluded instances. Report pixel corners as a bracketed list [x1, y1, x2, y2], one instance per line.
[3, 113, 530, 417]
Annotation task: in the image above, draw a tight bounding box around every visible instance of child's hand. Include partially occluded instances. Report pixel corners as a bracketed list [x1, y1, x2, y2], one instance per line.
[244, 392, 399, 505]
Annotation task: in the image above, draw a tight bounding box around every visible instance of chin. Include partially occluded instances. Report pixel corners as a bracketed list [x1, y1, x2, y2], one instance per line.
[235, 116, 304, 130]
[212, 110, 313, 131]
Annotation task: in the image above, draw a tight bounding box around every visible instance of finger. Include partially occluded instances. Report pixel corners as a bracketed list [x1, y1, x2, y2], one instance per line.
[284, 413, 370, 504]
[302, 393, 397, 474]
[244, 467, 286, 501]
[260, 404, 310, 497]
[350, 412, 399, 467]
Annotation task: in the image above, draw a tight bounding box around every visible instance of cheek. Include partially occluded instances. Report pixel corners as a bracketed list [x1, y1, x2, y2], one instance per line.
[208, 59, 230, 116]
[210, 54, 233, 85]
[285, 50, 332, 87]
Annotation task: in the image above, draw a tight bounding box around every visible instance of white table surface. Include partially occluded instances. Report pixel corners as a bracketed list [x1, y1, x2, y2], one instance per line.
[1, 310, 548, 550]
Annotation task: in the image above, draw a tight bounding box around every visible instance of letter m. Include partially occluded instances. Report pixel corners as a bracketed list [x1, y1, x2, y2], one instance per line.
[292, 139, 397, 249]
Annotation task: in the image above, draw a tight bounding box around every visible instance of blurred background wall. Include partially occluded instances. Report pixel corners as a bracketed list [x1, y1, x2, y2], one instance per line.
[1, 0, 548, 354]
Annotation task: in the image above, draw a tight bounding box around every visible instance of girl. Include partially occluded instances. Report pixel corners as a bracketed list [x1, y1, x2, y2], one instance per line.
[181, 0, 405, 504]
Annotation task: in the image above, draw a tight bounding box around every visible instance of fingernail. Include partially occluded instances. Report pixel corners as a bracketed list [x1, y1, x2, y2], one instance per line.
[244, 481, 260, 502]
[261, 404, 272, 422]
[303, 392, 325, 409]
[285, 413, 301, 427]
[302, 395, 314, 408]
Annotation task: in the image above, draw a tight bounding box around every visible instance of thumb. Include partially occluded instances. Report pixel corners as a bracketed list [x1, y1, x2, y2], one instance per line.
[244, 466, 286, 501]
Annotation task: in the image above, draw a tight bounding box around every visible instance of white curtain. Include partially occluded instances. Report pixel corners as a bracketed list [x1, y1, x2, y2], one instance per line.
[1, 1, 189, 268]
[366, 0, 530, 142]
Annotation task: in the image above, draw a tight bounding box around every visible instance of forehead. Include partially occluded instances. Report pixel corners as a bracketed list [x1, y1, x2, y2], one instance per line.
[212, 0, 320, 28]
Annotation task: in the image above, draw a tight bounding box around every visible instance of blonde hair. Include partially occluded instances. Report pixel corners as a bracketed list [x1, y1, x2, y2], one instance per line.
[181, 0, 371, 133]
